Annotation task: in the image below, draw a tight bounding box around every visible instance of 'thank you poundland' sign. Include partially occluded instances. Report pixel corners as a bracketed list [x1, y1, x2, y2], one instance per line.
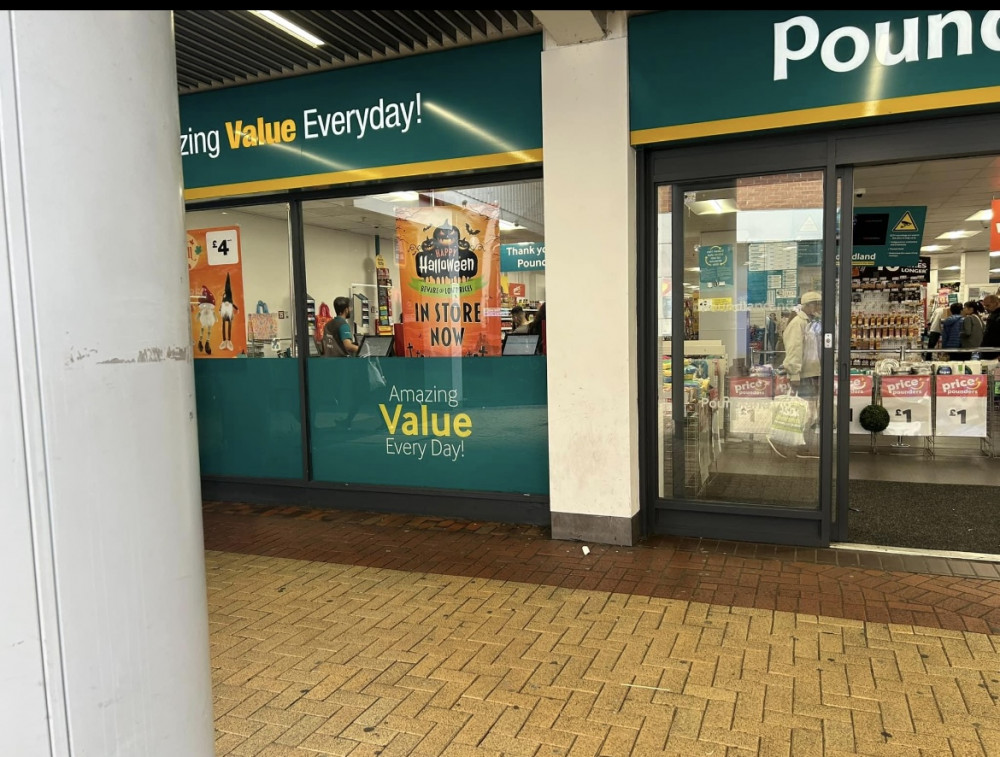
[500, 242, 546, 272]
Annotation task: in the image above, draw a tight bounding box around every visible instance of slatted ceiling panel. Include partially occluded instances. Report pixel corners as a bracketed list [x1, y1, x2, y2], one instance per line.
[319, 11, 405, 55]
[371, 10, 437, 50]
[434, 10, 472, 39]
[174, 10, 544, 94]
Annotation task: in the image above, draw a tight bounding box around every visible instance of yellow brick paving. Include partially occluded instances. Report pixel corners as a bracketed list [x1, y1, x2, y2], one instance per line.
[206, 550, 1000, 756]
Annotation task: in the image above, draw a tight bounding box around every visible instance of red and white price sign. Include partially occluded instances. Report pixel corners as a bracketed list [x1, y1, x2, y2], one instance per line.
[881, 375, 932, 436]
[935, 375, 987, 437]
[728, 376, 774, 434]
[773, 375, 792, 396]
[846, 375, 873, 435]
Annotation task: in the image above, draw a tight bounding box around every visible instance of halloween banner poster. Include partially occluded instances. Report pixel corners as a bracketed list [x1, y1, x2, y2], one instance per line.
[396, 204, 501, 357]
[187, 226, 247, 358]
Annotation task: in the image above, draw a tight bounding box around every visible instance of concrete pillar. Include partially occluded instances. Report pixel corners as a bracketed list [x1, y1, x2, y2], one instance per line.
[960, 251, 991, 302]
[0, 11, 214, 756]
[541, 13, 640, 545]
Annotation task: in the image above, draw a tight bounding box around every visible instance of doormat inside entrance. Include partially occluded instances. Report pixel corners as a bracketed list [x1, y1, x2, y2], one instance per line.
[701, 471, 819, 509]
[847, 479, 1000, 554]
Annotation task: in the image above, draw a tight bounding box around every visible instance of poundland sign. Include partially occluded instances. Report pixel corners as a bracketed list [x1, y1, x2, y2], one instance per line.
[774, 12, 1000, 80]
[630, 10, 1000, 144]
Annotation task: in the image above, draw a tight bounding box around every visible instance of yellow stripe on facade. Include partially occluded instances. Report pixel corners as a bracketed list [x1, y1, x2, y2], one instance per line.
[630, 86, 1000, 145]
[183, 149, 543, 202]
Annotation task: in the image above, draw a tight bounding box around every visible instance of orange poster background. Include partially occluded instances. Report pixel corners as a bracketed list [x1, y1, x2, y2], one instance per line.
[187, 226, 247, 358]
[396, 204, 501, 357]
[993, 199, 1000, 253]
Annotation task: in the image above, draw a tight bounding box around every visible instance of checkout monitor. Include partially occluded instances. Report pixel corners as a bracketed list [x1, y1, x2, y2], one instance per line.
[357, 334, 395, 358]
[502, 333, 539, 356]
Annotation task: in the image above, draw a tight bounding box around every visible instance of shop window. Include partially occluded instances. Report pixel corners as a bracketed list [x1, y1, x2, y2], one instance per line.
[186, 205, 302, 479]
[659, 173, 826, 510]
[303, 179, 549, 494]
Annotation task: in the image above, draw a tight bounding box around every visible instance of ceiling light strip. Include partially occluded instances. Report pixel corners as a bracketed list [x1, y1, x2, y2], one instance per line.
[250, 11, 325, 48]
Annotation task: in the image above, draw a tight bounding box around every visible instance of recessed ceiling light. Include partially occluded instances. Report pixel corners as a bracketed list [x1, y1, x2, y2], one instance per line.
[686, 199, 737, 215]
[936, 229, 981, 240]
[942, 265, 962, 271]
[966, 208, 994, 222]
[991, 268, 1000, 273]
[991, 250, 1000, 257]
[920, 244, 951, 252]
[372, 191, 419, 203]
[250, 11, 325, 47]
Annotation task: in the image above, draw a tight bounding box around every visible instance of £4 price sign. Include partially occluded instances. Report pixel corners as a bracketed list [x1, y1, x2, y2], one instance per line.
[206, 227, 240, 266]
[935, 375, 987, 437]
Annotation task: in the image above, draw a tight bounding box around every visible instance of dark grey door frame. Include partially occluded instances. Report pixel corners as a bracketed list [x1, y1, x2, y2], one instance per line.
[639, 112, 1000, 546]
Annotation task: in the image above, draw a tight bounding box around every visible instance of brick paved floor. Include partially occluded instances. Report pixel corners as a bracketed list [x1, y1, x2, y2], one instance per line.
[203, 501, 1000, 755]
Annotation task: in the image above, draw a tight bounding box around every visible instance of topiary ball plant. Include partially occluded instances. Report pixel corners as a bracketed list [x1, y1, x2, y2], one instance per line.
[859, 403, 890, 434]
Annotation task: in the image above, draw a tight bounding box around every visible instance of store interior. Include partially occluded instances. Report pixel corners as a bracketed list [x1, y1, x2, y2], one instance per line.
[186, 179, 546, 360]
[662, 155, 1000, 555]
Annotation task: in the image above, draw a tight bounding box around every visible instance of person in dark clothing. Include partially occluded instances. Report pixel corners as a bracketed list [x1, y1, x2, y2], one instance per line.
[982, 294, 1000, 358]
[940, 302, 964, 360]
[960, 300, 985, 355]
[322, 296, 360, 357]
[527, 301, 546, 354]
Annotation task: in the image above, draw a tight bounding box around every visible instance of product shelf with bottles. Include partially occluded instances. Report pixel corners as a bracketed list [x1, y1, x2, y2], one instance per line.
[849, 282, 925, 370]
[375, 254, 394, 335]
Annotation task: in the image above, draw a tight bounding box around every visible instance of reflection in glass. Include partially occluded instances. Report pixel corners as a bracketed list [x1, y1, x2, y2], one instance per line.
[185, 205, 294, 358]
[302, 181, 546, 359]
[301, 180, 550, 493]
[657, 172, 826, 509]
[185, 205, 304, 479]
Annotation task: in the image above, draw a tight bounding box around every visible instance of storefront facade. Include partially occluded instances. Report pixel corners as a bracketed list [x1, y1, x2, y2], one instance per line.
[182, 35, 555, 525]
[631, 10, 1000, 548]
[183, 10, 1000, 551]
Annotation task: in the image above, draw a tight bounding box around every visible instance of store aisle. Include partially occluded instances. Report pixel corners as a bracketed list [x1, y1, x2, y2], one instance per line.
[204, 502, 1000, 756]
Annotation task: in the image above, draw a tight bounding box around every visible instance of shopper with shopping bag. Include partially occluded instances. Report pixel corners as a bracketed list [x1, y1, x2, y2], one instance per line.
[769, 291, 823, 458]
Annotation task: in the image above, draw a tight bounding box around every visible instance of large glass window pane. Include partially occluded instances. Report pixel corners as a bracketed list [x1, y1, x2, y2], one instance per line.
[656, 185, 675, 497]
[658, 172, 825, 509]
[303, 180, 549, 494]
[186, 205, 303, 479]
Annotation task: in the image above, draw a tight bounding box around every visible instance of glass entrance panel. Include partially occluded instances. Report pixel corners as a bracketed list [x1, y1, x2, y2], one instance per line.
[657, 172, 826, 509]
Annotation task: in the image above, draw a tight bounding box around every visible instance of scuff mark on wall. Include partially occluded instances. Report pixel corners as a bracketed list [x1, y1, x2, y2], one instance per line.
[65, 347, 99, 366]
[65, 346, 192, 365]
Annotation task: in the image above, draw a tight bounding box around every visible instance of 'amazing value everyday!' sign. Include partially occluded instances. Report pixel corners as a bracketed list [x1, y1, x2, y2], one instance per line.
[179, 35, 543, 200]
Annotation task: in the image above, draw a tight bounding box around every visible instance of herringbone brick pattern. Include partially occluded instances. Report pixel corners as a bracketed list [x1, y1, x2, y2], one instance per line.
[208, 550, 1000, 756]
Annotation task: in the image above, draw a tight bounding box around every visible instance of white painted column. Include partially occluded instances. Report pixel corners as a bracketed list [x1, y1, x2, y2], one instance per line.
[960, 251, 991, 301]
[0, 11, 214, 756]
[541, 13, 639, 544]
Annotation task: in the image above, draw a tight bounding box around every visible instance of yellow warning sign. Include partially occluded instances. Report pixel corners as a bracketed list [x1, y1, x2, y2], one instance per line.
[894, 211, 919, 232]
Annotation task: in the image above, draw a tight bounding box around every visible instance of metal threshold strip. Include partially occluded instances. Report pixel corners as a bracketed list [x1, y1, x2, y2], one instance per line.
[833, 542, 1000, 564]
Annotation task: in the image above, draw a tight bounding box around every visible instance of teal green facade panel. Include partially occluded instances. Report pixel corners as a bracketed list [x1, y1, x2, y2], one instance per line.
[630, 11, 1000, 137]
[308, 356, 549, 494]
[194, 359, 303, 479]
[180, 35, 543, 193]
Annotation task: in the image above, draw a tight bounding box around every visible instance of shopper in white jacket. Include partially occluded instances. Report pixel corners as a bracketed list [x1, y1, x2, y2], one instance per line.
[782, 291, 823, 397]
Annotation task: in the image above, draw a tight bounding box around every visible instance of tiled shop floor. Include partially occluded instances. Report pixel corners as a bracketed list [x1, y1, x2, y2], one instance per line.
[204, 502, 1000, 755]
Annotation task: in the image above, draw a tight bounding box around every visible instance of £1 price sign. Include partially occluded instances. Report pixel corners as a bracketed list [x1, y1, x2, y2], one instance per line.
[727, 376, 773, 435]
[935, 375, 987, 437]
[845, 374, 874, 435]
[881, 375, 932, 436]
